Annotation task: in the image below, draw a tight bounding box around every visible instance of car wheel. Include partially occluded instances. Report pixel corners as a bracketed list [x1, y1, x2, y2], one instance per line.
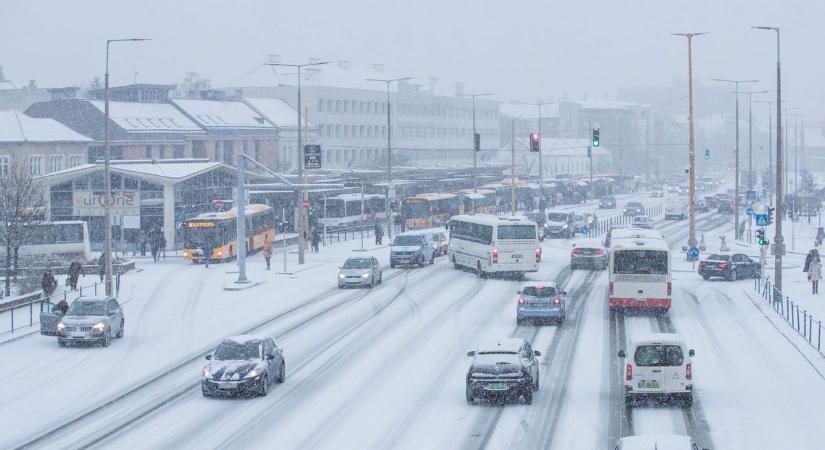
[277, 362, 285, 383]
[466, 385, 474, 404]
[101, 331, 111, 347]
[728, 269, 737, 282]
[390, 262, 396, 269]
[58, 340, 66, 347]
[430, 254, 435, 265]
[369, 275, 375, 288]
[533, 373, 540, 391]
[116, 320, 124, 338]
[624, 394, 635, 407]
[524, 389, 533, 405]
[259, 375, 269, 397]
[701, 273, 710, 280]
[477, 262, 486, 279]
[517, 317, 525, 326]
[378, 272, 383, 284]
[202, 385, 211, 398]
[682, 393, 693, 407]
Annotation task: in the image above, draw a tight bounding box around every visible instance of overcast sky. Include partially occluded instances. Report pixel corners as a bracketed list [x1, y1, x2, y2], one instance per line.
[1, 0, 822, 123]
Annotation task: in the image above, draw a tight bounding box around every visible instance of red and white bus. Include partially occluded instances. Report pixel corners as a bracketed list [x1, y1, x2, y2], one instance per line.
[608, 228, 671, 313]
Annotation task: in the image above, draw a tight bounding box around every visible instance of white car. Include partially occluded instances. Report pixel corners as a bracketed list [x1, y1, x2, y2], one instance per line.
[631, 216, 654, 229]
[614, 434, 705, 450]
[619, 333, 694, 406]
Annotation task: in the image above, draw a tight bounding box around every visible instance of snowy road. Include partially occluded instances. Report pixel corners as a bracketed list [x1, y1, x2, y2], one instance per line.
[5, 197, 825, 449]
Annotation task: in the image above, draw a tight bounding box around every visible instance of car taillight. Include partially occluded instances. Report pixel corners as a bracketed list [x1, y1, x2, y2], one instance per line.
[667, 282, 672, 296]
[518, 297, 526, 305]
[686, 363, 692, 380]
[571, 248, 583, 254]
[553, 298, 560, 304]
[492, 248, 498, 263]
[609, 281, 614, 295]
[718, 263, 727, 269]
[594, 249, 604, 255]
[536, 247, 541, 262]
[625, 364, 633, 381]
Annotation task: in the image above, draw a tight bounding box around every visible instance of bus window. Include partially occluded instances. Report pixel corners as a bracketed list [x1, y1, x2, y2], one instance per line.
[497, 225, 536, 240]
[613, 250, 668, 274]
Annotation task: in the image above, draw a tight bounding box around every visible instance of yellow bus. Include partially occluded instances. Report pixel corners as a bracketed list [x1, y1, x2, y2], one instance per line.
[182, 204, 276, 263]
[459, 189, 497, 215]
[401, 193, 459, 231]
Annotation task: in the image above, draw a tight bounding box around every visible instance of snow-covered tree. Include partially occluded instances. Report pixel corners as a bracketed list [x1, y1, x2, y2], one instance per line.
[0, 159, 45, 296]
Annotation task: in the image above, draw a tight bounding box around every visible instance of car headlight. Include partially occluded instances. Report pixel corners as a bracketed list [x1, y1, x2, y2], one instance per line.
[92, 322, 106, 331]
[57, 322, 65, 331]
[244, 368, 260, 379]
[561, 224, 568, 229]
[360, 273, 370, 278]
[202, 367, 212, 379]
[339, 273, 346, 279]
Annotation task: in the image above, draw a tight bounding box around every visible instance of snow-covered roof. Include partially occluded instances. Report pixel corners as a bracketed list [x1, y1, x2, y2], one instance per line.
[88, 101, 202, 132]
[499, 102, 559, 119]
[0, 80, 16, 90]
[0, 111, 93, 143]
[170, 99, 274, 129]
[243, 97, 301, 128]
[35, 160, 269, 186]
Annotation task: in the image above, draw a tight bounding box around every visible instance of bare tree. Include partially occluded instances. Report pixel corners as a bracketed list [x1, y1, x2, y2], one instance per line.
[0, 159, 45, 296]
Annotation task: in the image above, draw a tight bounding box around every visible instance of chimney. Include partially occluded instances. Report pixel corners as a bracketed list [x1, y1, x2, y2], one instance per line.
[337, 60, 349, 69]
[455, 82, 465, 96]
[372, 63, 384, 72]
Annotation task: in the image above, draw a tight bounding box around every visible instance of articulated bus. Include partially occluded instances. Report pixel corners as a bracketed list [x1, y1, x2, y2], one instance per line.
[401, 193, 459, 231]
[182, 204, 276, 263]
[320, 193, 387, 227]
[459, 189, 497, 215]
[608, 228, 671, 313]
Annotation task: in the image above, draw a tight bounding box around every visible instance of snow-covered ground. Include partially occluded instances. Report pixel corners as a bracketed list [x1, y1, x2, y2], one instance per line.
[3, 192, 825, 449]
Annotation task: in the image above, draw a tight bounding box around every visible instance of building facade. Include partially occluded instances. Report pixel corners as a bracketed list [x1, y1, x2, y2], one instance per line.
[0, 111, 93, 177]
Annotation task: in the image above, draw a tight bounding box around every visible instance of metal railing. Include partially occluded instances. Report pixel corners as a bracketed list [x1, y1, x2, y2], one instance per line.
[0, 275, 121, 337]
[754, 277, 824, 358]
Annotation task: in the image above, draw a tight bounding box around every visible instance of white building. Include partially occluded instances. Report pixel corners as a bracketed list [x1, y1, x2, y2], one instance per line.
[226, 60, 499, 170]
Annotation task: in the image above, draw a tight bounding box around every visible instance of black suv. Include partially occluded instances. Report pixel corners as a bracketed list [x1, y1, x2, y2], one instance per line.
[466, 338, 540, 404]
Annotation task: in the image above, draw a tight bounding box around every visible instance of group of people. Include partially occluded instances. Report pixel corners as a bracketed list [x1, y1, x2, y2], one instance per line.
[40, 259, 88, 298]
[137, 229, 166, 262]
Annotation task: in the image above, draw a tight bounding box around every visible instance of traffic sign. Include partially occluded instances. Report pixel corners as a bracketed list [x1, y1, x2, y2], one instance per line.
[746, 190, 757, 202]
[303, 145, 322, 169]
[302, 200, 310, 210]
[688, 247, 700, 258]
[755, 214, 769, 226]
[746, 207, 754, 216]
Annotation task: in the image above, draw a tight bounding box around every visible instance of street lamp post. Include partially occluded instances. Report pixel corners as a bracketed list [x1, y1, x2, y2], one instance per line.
[366, 76, 413, 241]
[457, 92, 493, 199]
[524, 100, 557, 213]
[267, 60, 331, 265]
[753, 25, 783, 301]
[711, 78, 758, 242]
[742, 90, 769, 190]
[103, 37, 150, 296]
[755, 100, 774, 205]
[673, 32, 707, 251]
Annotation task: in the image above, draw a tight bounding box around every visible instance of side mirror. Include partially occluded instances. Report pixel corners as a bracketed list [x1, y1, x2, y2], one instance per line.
[205, 355, 212, 360]
[688, 349, 695, 357]
[562, 290, 568, 296]
[466, 351, 475, 357]
[265, 353, 275, 360]
[516, 290, 522, 295]
[618, 350, 626, 358]
[681, 246, 689, 252]
[533, 350, 541, 356]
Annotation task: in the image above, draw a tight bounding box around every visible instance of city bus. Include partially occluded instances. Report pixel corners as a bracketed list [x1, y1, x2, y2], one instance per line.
[459, 189, 497, 215]
[3, 221, 91, 263]
[401, 193, 459, 231]
[182, 204, 276, 263]
[448, 214, 540, 278]
[608, 228, 671, 313]
[320, 193, 387, 227]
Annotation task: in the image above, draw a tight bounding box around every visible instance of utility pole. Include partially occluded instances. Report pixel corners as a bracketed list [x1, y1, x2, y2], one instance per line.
[656, 116, 662, 181]
[752, 25, 782, 301]
[367, 76, 412, 241]
[756, 100, 774, 205]
[457, 92, 493, 197]
[743, 90, 769, 189]
[589, 119, 595, 200]
[674, 32, 707, 251]
[267, 60, 331, 265]
[525, 100, 556, 212]
[511, 119, 516, 216]
[712, 78, 758, 242]
[235, 153, 248, 283]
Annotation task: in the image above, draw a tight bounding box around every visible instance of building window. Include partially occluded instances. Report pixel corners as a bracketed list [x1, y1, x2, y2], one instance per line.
[29, 155, 44, 176]
[335, 100, 341, 112]
[359, 102, 365, 114]
[224, 141, 234, 164]
[68, 154, 83, 167]
[335, 125, 342, 138]
[343, 101, 349, 113]
[318, 99, 324, 111]
[48, 155, 63, 173]
[192, 140, 206, 158]
[325, 124, 332, 138]
[173, 145, 184, 159]
[145, 145, 153, 159]
[327, 99, 333, 112]
[254, 140, 261, 161]
[0, 155, 9, 177]
[367, 102, 372, 114]
[360, 125, 366, 138]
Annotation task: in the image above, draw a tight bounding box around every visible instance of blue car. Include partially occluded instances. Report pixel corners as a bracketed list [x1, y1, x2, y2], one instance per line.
[516, 282, 567, 325]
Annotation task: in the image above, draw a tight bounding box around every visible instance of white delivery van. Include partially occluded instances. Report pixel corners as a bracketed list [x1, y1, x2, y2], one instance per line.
[664, 198, 688, 220]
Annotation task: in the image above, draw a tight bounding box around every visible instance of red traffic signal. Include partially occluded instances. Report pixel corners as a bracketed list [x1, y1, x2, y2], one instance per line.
[529, 133, 540, 152]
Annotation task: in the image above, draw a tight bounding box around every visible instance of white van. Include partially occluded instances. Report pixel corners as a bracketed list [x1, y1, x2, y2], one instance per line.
[664, 198, 688, 220]
[449, 215, 540, 278]
[619, 333, 694, 406]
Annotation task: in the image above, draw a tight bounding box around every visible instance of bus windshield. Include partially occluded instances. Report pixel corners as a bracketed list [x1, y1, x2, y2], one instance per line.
[613, 250, 668, 274]
[402, 201, 429, 219]
[183, 223, 220, 249]
[497, 225, 536, 240]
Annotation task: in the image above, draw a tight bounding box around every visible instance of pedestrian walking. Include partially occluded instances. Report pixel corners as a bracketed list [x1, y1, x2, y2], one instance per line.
[374, 224, 384, 246]
[311, 228, 320, 253]
[263, 237, 272, 270]
[804, 249, 821, 273]
[159, 234, 167, 260]
[138, 229, 147, 256]
[151, 241, 159, 262]
[67, 261, 84, 291]
[97, 254, 106, 282]
[41, 269, 58, 297]
[202, 239, 213, 269]
[809, 258, 822, 294]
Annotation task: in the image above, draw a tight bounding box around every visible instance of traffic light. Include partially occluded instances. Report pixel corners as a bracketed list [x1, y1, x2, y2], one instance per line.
[757, 228, 768, 247]
[529, 133, 540, 152]
[705, 148, 710, 160]
[767, 207, 775, 225]
[592, 128, 600, 147]
[474, 133, 481, 152]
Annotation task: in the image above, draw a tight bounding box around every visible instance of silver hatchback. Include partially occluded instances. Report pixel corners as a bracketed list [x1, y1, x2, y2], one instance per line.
[55, 296, 125, 347]
[338, 256, 382, 288]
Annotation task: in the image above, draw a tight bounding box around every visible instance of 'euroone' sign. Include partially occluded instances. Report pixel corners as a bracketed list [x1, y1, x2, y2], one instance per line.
[73, 191, 141, 216]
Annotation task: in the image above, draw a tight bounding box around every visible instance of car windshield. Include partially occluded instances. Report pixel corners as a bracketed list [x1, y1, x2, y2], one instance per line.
[707, 254, 730, 261]
[627, 203, 643, 208]
[547, 213, 569, 222]
[343, 258, 371, 269]
[633, 217, 649, 222]
[66, 302, 105, 316]
[571, 214, 584, 221]
[634, 344, 684, 366]
[601, 197, 614, 202]
[522, 286, 557, 297]
[213, 341, 260, 361]
[393, 235, 422, 246]
[497, 225, 536, 240]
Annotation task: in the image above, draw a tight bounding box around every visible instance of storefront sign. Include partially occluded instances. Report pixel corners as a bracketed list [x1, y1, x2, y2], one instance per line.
[73, 191, 140, 216]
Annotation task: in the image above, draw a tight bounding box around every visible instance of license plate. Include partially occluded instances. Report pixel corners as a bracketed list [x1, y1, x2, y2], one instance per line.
[219, 382, 239, 389]
[485, 382, 508, 390]
[72, 333, 86, 338]
[638, 380, 659, 389]
[511, 254, 523, 259]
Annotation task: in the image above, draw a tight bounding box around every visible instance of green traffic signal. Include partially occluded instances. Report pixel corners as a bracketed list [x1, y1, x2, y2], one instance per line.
[592, 128, 600, 147]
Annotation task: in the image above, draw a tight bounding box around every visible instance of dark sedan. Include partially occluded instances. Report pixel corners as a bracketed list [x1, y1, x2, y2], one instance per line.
[623, 202, 646, 217]
[698, 253, 761, 281]
[599, 196, 617, 209]
[717, 199, 734, 214]
[466, 338, 540, 405]
[202, 335, 285, 398]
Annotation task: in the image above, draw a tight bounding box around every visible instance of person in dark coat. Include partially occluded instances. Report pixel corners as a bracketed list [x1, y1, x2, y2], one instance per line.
[311, 228, 320, 253]
[374, 224, 384, 245]
[98, 254, 106, 282]
[41, 270, 58, 297]
[804, 249, 821, 274]
[67, 261, 84, 290]
[55, 298, 69, 315]
[158, 234, 167, 260]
